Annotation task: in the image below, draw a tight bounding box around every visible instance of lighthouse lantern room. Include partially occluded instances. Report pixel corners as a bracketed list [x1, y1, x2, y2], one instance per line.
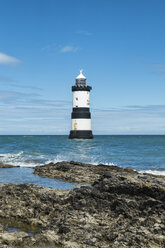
[69, 70, 93, 139]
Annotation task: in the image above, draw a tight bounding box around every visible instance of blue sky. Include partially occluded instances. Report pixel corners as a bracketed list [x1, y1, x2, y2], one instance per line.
[0, 0, 165, 134]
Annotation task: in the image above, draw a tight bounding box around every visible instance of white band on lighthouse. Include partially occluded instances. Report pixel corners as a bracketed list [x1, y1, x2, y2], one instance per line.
[73, 91, 90, 108]
[71, 119, 91, 131]
[69, 70, 93, 139]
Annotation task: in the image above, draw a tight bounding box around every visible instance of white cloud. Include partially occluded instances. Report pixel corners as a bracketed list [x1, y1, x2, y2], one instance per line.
[0, 52, 21, 65]
[41, 44, 79, 54]
[0, 89, 71, 134]
[146, 63, 165, 77]
[0, 90, 71, 107]
[0, 74, 43, 91]
[155, 64, 165, 77]
[60, 46, 78, 53]
[0, 75, 15, 83]
[92, 105, 165, 134]
[77, 30, 92, 36]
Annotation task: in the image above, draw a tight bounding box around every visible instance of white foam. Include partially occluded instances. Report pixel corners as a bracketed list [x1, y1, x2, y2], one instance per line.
[0, 151, 123, 169]
[9, 161, 43, 168]
[0, 151, 67, 168]
[46, 156, 116, 167]
[139, 170, 165, 176]
[91, 162, 116, 166]
[0, 151, 24, 164]
[0, 151, 23, 159]
[0, 151, 44, 168]
[45, 154, 68, 164]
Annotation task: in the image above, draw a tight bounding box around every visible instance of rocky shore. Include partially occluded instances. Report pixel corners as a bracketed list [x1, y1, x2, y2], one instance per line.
[0, 161, 165, 247]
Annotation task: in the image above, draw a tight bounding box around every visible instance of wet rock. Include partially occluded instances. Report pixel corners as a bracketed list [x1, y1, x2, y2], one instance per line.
[0, 163, 18, 168]
[0, 162, 164, 247]
[0, 232, 29, 245]
[34, 161, 137, 184]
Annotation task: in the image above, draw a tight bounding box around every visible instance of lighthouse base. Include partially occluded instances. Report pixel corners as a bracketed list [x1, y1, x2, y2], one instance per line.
[69, 130, 93, 139]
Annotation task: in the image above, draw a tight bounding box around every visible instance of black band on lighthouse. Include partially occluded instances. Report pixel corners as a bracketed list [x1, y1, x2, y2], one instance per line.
[73, 107, 90, 112]
[69, 130, 93, 139]
[72, 85, 92, 92]
[72, 107, 91, 118]
[71, 112, 91, 119]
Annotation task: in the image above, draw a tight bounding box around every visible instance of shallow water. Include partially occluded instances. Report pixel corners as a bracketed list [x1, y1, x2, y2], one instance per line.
[0, 167, 76, 189]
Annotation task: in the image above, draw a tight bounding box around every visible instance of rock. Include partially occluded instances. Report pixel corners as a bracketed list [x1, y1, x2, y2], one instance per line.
[34, 161, 137, 184]
[0, 162, 164, 247]
[0, 231, 29, 242]
[0, 163, 17, 168]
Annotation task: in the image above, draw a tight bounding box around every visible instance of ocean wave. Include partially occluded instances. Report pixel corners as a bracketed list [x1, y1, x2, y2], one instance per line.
[0, 152, 164, 177]
[139, 170, 165, 176]
[45, 154, 70, 165]
[1, 152, 164, 175]
[46, 154, 116, 166]
[0, 151, 24, 158]
[0, 151, 24, 164]
[0, 151, 44, 167]
[0, 151, 116, 168]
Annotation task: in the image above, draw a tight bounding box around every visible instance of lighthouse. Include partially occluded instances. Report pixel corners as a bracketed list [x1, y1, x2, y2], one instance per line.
[69, 70, 93, 139]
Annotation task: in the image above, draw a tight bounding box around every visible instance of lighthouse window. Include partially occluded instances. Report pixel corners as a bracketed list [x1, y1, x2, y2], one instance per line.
[76, 97, 78, 100]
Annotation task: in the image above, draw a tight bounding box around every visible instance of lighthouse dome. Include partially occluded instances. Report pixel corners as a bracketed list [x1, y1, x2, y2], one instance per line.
[76, 69, 86, 86]
[76, 69, 86, 79]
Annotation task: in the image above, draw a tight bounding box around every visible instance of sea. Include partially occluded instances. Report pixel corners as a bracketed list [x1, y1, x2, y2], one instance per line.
[0, 135, 165, 189]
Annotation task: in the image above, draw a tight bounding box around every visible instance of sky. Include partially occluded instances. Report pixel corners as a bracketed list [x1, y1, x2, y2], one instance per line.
[0, 0, 165, 134]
